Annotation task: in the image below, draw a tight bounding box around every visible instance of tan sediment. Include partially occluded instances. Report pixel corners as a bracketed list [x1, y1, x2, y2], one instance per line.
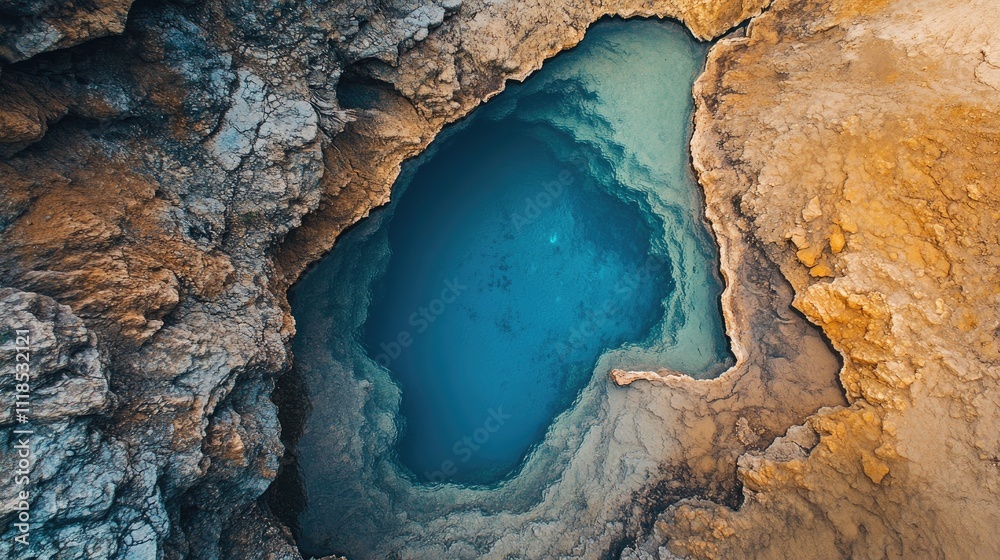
[646, 0, 1000, 557]
[610, 369, 686, 386]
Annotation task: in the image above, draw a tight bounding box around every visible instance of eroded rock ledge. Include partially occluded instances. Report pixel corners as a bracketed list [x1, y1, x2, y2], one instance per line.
[0, 0, 997, 558]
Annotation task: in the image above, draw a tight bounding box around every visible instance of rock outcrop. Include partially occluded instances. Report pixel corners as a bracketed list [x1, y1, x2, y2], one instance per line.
[3, 0, 347, 555]
[645, 0, 1000, 558]
[1, 0, 997, 558]
[0, 0, 133, 64]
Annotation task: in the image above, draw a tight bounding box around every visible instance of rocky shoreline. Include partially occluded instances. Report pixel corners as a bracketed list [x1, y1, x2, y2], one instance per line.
[1, 0, 997, 558]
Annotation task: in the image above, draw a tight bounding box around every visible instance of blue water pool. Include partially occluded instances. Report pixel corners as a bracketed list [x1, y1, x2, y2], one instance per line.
[364, 120, 669, 484]
[287, 17, 732, 558]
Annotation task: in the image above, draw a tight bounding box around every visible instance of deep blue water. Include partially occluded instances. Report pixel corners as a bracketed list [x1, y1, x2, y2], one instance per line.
[289, 17, 733, 558]
[363, 121, 669, 483]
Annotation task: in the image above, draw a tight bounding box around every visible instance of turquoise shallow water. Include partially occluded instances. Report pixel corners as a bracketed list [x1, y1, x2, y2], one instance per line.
[288, 17, 732, 558]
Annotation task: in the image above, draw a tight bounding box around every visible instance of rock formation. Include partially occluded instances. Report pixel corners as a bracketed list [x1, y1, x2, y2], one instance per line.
[648, 0, 1000, 557]
[0, 0, 997, 558]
